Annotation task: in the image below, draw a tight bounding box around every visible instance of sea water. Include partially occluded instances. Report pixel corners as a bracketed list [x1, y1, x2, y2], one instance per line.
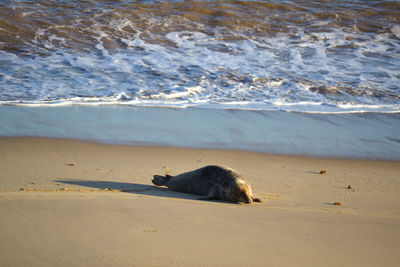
[1, 1, 400, 159]
[0, 0, 399, 113]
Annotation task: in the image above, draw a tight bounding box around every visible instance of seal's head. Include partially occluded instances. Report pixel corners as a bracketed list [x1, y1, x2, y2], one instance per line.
[225, 180, 254, 204]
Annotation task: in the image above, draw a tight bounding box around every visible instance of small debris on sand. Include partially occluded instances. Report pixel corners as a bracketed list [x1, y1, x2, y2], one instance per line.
[319, 170, 327, 175]
[347, 184, 355, 191]
[163, 166, 170, 176]
[333, 201, 342, 206]
[66, 163, 76, 166]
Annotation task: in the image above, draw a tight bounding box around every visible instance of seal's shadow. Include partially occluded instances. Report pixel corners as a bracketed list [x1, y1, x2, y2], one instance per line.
[54, 179, 233, 204]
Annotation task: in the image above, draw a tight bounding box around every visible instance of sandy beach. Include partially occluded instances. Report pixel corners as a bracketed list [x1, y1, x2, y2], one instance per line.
[1, 137, 399, 266]
[2, 0, 400, 266]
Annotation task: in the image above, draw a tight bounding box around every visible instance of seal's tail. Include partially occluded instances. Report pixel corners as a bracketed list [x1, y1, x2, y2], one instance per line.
[152, 175, 170, 186]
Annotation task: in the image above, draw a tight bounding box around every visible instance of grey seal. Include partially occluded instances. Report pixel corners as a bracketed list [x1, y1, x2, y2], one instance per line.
[152, 165, 262, 204]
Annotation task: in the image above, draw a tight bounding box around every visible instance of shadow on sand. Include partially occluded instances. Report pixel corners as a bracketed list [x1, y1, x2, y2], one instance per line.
[54, 178, 233, 204]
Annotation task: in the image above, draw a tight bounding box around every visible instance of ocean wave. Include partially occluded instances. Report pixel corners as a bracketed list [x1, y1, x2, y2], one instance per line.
[1, 95, 399, 114]
[0, 0, 399, 114]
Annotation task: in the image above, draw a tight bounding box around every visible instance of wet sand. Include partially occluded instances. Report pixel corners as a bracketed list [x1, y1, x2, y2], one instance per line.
[1, 106, 400, 159]
[1, 137, 399, 266]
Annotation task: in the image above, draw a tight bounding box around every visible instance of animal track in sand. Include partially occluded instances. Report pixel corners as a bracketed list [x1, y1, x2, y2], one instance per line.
[143, 229, 158, 233]
[25, 187, 121, 192]
[0, 187, 156, 193]
[9, 187, 123, 193]
[262, 194, 280, 200]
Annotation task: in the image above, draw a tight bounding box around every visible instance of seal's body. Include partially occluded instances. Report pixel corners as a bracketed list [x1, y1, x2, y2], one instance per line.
[152, 165, 262, 204]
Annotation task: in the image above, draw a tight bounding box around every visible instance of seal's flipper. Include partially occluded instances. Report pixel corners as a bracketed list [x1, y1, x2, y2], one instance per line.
[252, 196, 263, 203]
[152, 175, 168, 186]
[198, 186, 218, 200]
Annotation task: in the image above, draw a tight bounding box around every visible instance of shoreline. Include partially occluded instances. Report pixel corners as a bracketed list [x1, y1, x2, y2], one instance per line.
[1, 137, 400, 266]
[2, 135, 400, 163]
[1, 105, 400, 160]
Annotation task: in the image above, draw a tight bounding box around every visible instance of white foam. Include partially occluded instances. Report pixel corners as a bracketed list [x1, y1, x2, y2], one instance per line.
[1, 7, 400, 114]
[392, 26, 400, 39]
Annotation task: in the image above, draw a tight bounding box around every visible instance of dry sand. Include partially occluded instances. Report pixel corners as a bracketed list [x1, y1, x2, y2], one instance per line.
[1, 137, 399, 266]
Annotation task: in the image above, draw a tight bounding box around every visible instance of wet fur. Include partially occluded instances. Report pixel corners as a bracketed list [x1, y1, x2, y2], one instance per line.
[152, 165, 262, 204]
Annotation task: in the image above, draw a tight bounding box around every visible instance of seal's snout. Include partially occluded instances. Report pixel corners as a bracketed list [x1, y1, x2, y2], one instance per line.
[238, 194, 253, 204]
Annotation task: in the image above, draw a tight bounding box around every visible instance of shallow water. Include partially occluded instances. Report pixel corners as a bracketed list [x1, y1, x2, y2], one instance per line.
[1, 105, 400, 159]
[1, 0, 400, 113]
